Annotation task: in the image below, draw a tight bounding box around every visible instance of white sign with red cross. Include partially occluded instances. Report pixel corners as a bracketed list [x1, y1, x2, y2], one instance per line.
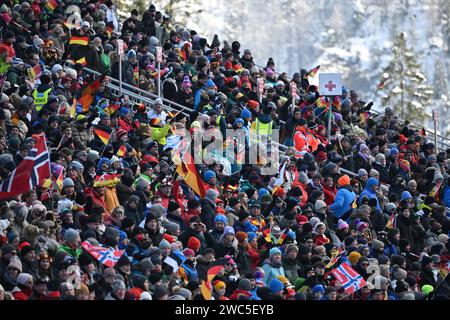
[319, 73, 342, 96]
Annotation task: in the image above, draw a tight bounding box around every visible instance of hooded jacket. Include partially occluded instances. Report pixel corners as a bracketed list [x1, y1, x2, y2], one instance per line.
[329, 186, 356, 219]
[358, 178, 381, 213]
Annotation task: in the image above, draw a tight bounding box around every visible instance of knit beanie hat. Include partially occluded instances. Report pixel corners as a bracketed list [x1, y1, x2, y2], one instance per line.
[314, 200, 327, 212]
[159, 239, 171, 250]
[235, 231, 248, 243]
[247, 232, 257, 242]
[213, 280, 226, 290]
[348, 251, 361, 265]
[187, 236, 201, 252]
[338, 175, 351, 187]
[269, 279, 284, 293]
[203, 170, 216, 183]
[64, 228, 79, 243]
[338, 219, 349, 230]
[269, 247, 282, 258]
[371, 239, 385, 251]
[205, 188, 219, 201]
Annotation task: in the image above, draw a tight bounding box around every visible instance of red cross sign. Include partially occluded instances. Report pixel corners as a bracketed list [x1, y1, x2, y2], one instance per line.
[319, 73, 342, 96]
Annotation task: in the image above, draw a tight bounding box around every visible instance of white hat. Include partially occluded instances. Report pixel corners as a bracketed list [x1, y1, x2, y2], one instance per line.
[0, 93, 9, 104]
[51, 64, 63, 73]
[140, 292, 152, 300]
[82, 21, 90, 28]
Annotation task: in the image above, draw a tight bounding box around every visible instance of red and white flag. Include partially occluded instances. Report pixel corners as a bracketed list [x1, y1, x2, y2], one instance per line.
[81, 241, 125, 268]
[0, 134, 50, 199]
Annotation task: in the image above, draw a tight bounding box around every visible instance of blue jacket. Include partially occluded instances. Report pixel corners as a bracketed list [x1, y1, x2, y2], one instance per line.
[358, 177, 382, 212]
[443, 186, 450, 208]
[330, 186, 356, 218]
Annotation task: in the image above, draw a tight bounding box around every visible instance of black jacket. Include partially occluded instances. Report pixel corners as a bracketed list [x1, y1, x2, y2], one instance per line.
[200, 198, 216, 231]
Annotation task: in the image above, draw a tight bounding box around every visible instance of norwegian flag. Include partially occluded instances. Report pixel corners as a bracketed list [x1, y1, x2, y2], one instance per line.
[331, 258, 367, 295]
[81, 241, 125, 268]
[0, 134, 50, 200]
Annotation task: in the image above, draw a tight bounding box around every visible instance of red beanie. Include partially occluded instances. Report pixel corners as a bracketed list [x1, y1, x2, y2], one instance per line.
[235, 231, 248, 243]
[187, 236, 201, 252]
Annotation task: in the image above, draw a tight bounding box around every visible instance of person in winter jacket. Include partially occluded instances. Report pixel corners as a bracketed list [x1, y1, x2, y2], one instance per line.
[70, 115, 91, 150]
[358, 177, 382, 213]
[262, 247, 285, 286]
[329, 175, 356, 223]
[200, 189, 218, 231]
[209, 215, 228, 244]
[214, 226, 238, 258]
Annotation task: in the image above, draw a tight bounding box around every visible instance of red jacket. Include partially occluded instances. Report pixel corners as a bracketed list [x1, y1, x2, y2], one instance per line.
[13, 287, 32, 300]
[247, 245, 260, 271]
[323, 184, 337, 206]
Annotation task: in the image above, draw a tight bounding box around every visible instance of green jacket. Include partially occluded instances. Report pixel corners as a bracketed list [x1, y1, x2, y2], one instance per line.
[150, 124, 171, 145]
[58, 243, 83, 259]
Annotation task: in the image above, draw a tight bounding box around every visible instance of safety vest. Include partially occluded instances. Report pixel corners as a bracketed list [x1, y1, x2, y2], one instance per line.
[250, 119, 273, 146]
[33, 88, 52, 112]
[305, 132, 320, 152]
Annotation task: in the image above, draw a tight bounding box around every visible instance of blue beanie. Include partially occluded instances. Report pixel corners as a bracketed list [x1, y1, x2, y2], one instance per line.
[247, 232, 257, 242]
[119, 107, 130, 117]
[287, 230, 296, 240]
[312, 284, 325, 293]
[366, 177, 379, 189]
[258, 188, 269, 199]
[241, 109, 252, 119]
[269, 279, 284, 293]
[269, 247, 282, 258]
[401, 191, 412, 201]
[203, 170, 216, 183]
[234, 118, 244, 126]
[214, 214, 228, 225]
[390, 147, 399, 156]
[97, 157, 111, 172]
[119, 230, 127, 242]
[223, 226, 235, 236]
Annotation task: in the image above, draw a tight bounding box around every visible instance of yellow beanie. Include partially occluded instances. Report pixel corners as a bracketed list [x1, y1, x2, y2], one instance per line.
[213, 281, 226, 291]
[348, 251, 362, 265]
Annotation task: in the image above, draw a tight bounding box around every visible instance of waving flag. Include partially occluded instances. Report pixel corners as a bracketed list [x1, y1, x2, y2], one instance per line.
[272, 161, 287, 195]
[307, 65, 320, 78]
[41, 163, 64, 190]
[0, 134, 50, 199]
[116, 145, 126, 157]
[331, 258, 367, 295]
[200, 257, 232, 300]
[69, 36, 89, 46]
[386, 213, 397, 229]
[81, 241, 125, 267]
[27, 65, 42, 82]
[94, 128, 111, 145]
[325, 247, 344, 269]
[78, 76, 104, 112]
[164, 250, 186, 273]
[176, 150, 206, 198]
[93, 173, 121, 187]
[429, 181, 443, 201]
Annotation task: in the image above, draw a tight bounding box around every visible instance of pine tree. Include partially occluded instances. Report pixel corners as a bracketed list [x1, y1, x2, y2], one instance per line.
[380, 32, 433, 124]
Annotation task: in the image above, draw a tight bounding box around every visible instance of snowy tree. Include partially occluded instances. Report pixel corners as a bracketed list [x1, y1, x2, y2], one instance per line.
[433, 58, 450, 136]
[380, 32, 433, 124]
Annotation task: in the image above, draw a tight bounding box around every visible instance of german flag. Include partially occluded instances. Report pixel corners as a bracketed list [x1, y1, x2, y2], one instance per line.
[106, 26, 113, 38]
[69, 36, 89, 46]
[386, 213, 397, 229]
[307, 65, 320, 78]
[28, 65, 42, 81]
[93, 173, 121, 187]
[116, 144, 126, 157]
[46, 0, 58, 11]
[176, 151, 206, 198]
[78, 76, 103, 112]
[277, 228, 289, 245]
[75, 57, 87, 66]
[104, 102, 120, 115]
[200, 258, 230, 300]
[94, 128, 111, 145]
